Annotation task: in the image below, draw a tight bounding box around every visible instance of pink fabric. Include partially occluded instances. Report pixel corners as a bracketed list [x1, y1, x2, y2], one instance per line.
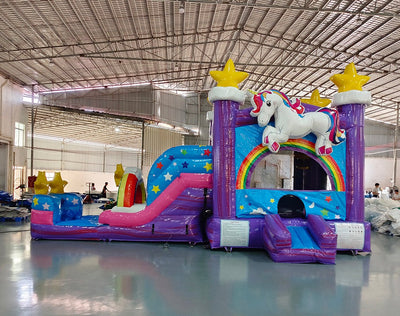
[99, 173, 213, 227]
[31, 209, 53, 225]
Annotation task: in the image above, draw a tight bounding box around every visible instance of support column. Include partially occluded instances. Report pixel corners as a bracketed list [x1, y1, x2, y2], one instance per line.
[337, 103, 365, 222]
[212, 100, 239, 219]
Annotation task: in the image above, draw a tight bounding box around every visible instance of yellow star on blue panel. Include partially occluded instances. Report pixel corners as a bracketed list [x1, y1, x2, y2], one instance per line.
[152, 185, 160, 194]
[210, 59, 248, 88]
[330, 63, 370, 92]
[33, 197, 39, 206]
[204, 162, 213, 172]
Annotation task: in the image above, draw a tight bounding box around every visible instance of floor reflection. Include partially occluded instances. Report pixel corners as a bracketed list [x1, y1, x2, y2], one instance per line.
[29, 240, 371, 316]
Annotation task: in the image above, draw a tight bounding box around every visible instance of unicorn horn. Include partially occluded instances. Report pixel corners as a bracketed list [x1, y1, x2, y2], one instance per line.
[248, 89, 257, 95]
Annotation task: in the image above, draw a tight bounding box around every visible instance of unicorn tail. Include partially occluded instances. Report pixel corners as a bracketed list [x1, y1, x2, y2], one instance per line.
[317, 108, 346, 144]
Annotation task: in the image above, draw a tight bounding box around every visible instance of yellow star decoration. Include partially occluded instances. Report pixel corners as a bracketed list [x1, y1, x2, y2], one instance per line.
[210, 58, 248, 88]
[152, 185, 160, 194]
[330, 63, 370, 93]
[204, 162, 213, 172]
[33, 197, 39, 206]
[240, 205, 244, 210]
[270, 198, 275, 203]
[301, 89, 331, 107]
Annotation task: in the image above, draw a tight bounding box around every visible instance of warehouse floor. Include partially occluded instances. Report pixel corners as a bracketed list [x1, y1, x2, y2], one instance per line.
[0, 204, 399, 316]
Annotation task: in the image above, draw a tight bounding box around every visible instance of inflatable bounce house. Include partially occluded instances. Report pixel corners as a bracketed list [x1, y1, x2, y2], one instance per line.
[31, 60, 371, 264]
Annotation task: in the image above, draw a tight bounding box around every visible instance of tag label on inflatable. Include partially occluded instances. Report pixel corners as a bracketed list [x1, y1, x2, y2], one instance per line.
[220, 220, 249, 247]
[334, 222, 365, 250]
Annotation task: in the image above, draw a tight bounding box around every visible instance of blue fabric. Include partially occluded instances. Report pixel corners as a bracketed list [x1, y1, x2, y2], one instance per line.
[57, 215, 101, 227]
[236, 189, 346, 220]
[57, 193, 83, 221]
[146, 145, 213, 205]
[288, 226, 319, 249]
[32, 194, 62, 223]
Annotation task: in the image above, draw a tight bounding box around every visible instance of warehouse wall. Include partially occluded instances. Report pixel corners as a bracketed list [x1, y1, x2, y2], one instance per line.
[41, 85, 189, 127]
[365, 157, 400, 190]
[28, 125, 183, 192]
[184, 93, 212, 145]
[0, 76, 25, 194]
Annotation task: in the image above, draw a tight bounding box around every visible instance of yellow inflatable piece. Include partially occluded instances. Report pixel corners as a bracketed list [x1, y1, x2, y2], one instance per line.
[34, 171, 49, 195]
[330, 63, 370, 93]
[114, 163, 125, 187]
[210, 59, 248, 88]
[49, 172, 68, 194]
[301, 90, 331, 107]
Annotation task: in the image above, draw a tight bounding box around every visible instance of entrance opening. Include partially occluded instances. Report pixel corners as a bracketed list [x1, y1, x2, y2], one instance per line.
[294, 152, 327, 190]
[278, 194, 306, 218]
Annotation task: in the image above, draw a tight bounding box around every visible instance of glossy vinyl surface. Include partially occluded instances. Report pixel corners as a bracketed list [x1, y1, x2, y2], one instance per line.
[1, 217, 399, 316]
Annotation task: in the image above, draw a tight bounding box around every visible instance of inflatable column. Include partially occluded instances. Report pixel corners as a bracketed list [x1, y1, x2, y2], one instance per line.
[337, 103, 366, 221]
[212, 99, 239, 218]
[209, 59, 248, 219]
[330, 63, 371, 222]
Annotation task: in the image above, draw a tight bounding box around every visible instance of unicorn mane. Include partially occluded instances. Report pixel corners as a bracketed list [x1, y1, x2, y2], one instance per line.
[269, 89, 305, 115]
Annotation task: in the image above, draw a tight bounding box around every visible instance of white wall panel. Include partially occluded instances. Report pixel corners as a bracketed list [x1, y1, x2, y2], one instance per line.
[156, 90, 186, 125]
[142, 126, 183, 180]
[42, 86, 155, 118]
[365, 157, 400, 190]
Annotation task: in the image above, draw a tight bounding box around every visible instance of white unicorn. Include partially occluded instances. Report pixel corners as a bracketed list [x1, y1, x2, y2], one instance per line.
[248, 89, 345, 156]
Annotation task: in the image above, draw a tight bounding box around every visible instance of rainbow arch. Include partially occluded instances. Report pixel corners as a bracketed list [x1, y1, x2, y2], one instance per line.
[236, 138, 345, 191]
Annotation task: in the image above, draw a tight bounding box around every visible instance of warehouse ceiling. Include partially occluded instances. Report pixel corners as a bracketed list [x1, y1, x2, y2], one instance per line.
[1, 0, 400, 126]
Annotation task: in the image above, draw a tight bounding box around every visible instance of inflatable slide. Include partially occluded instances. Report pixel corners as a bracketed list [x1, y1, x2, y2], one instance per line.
[31, 145, 213, 243]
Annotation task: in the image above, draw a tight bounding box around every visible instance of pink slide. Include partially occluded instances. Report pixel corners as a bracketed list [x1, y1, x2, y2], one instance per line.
[99, 173, 212, 227]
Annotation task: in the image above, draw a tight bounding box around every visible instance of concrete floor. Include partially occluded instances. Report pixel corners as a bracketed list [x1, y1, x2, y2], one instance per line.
[1, 205, 400, 316]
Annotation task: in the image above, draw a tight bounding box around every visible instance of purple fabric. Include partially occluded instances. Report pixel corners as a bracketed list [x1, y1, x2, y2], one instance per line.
[212, 100, 239, 219]
[337, 103, 366, 222]
[155, 188, 212, 216]
[307, 214, 337, 249]
[206, 217, 265, 249]
[236, 108, 257, 126]
[263, 214, 337, 264]
[31, 214, 204, 243]
[264, 214, 291, 249]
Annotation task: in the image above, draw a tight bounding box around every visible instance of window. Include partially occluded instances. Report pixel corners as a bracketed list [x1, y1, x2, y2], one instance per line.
[15, 122, 25, 147]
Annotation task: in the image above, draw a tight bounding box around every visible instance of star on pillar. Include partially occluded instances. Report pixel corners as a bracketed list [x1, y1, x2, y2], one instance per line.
[330, 63, 370, 93]
[210, 59, 248, 88]
[301, 89, 331, 107]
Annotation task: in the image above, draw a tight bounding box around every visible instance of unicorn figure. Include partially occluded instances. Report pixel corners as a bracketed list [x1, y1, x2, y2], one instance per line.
[248, 89, 345, 156]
